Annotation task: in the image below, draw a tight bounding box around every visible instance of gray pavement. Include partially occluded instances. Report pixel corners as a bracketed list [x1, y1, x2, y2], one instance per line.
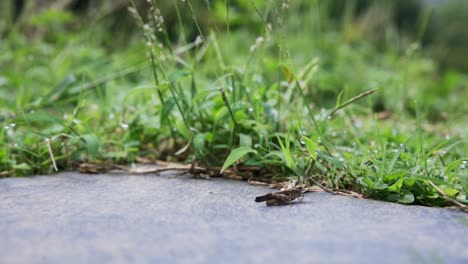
[0, 172, 467, 264]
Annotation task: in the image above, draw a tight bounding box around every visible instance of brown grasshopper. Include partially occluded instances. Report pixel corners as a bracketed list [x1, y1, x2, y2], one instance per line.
[255, 187, 304, 206]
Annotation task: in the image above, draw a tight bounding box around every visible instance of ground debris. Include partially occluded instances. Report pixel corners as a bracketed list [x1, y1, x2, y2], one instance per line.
[79, 163, 117, 174]
[78, 161, 271, 182]
[79, 161, 208, 177]
[78, 162, 365, 204]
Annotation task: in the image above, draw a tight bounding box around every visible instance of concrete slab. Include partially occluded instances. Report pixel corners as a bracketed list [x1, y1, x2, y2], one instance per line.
[0, 172, 467, 264]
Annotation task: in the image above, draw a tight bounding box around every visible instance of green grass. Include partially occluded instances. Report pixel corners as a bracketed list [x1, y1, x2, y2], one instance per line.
[0, 1, 467, 209]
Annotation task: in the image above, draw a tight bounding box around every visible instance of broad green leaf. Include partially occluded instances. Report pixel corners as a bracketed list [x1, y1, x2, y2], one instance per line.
[302, 136, 317, 160]
[399, 153, 411, 162]
[403, 178, 416, 187]
[221, 146, 257, 173]
[12, 163, 32, 170]
[384, 170, 407, 182]
[239, 133, 252, 148]
[456, 194, 468, 204]
[373, 181, 389, 190]
[398, 192, 415, 204]
[359, 177, 374, 188]
[444, 160, 462, 176]
[360, 177, 389, 190]
[175, 120, 190, 139]
[277, 136, 296, 172]
[82, 134, 99, 159]
[194, 133, 206, 151]
[439, 185, 459, 197]
[234, 111, 248, 121]
[388, 178, 403, 192]
[459, 173, 468, 188]
[160, 97, 176, 125]
[215, 107, 229, 122]
[205, 132, 214, 143]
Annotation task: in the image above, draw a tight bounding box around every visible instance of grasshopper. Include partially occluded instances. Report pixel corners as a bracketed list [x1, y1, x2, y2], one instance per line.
[255, 187, 304, 206]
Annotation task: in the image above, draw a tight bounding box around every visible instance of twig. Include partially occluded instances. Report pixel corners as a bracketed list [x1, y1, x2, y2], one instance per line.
[248, 180, 271, 186]
[306, 176, 363, 198]
[46, 139, 58, 172]
[328, 88, 378, 118]
[306, 176, 338, 194]
[428, 180, 467, 209]
[125, 167, 193, 174]
[79, 163, 196, 175]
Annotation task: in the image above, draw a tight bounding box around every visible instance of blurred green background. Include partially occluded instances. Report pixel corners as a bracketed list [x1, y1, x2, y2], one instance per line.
[1, 0, 468, 71]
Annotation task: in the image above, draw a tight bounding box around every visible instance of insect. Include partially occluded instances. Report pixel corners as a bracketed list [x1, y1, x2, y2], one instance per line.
[255, 188, 304, 206]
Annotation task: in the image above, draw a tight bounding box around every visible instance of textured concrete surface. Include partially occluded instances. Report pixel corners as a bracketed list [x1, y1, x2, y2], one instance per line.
[0, 172, 467, 264]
